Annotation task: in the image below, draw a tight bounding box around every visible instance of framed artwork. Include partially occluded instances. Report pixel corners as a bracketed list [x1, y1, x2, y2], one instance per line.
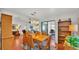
[12, 24, 21, 30]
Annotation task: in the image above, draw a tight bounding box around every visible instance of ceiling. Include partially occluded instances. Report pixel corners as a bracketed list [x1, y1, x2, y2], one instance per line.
[0, 8, 79, 21]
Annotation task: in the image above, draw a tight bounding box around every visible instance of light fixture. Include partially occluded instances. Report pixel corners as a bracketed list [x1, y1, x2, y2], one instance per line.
[16, 25, 21, 30]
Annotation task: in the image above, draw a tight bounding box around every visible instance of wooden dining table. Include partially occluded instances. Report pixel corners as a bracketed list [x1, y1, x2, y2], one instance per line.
[31, 33, 49, 49]
[32, 33, 49, 42]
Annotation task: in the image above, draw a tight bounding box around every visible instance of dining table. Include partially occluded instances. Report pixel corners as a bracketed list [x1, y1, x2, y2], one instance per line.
[32, 33, 49, 42]
[31, 33, 49, 49]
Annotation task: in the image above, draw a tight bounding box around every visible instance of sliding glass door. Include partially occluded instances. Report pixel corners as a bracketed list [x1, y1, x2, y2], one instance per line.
[48, 21, 55, 35]
[41, 22, 48, 33]
[41, 20, 56, 35]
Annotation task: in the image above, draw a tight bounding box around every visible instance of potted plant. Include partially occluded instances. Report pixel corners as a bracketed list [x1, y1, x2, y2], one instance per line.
[66, 35, 79, 49]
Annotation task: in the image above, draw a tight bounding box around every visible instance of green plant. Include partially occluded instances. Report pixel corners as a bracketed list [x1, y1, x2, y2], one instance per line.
[66, 35, 79, 48]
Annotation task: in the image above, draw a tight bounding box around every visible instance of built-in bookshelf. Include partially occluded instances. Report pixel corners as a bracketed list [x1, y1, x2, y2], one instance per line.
[58, 19, 71, 50]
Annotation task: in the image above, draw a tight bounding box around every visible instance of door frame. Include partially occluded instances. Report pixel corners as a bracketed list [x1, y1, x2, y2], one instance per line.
[41, 20, 56, 34]
[41, 20, 58, 43]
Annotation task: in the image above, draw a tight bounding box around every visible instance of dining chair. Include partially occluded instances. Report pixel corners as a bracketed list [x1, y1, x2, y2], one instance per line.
[42, 32, 47, 35]
[41, 36, 51, 50]
[28, 35, 34, 49]
[35, 31, 41, 35]
[23, 34, 31, 50]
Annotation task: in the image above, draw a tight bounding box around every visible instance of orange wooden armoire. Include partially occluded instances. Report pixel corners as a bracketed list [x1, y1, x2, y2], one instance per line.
[1, 14, 14, 50]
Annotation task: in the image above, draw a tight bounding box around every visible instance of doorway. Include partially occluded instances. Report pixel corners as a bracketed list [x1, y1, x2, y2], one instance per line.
[41, 20, 57, 49]
[41, 20, 56, 35]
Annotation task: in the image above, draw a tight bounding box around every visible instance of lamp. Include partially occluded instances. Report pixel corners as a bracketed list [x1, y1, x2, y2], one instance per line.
[69, 24, 78, 35]
[69, 24, 75, 31]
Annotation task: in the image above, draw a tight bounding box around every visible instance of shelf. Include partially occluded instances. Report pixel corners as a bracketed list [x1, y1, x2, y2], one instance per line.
[58, 20, 71, 50]
[58, 34, 65, 36]
[58, 21, 71, 23]
[58, 36, 65, 37]
[58, 31, 71, 32]
[58, 41, 64, 44]
[58, 26, 69, 27]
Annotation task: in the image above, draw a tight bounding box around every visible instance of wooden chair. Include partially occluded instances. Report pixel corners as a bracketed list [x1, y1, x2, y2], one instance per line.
[23, 34, 29, 45]
[35, 31, 41, 36]
[23, 34, 30, 49]
[23, 32, 36, 50]
[15, 31, 20, 36]
[28, 34, 40, 50]
[43, 36, 51, 50]
[15, 31, 20, 39]
[38, 36, 51, 50]
[28, 35, 34, 49]
[33, 31, 41, 43]
[42, 32, 47, 35]
[23, 31, 39, 50]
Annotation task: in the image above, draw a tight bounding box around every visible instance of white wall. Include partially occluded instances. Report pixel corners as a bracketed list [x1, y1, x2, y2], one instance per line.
[12, 17, 26, 34]
[54, 13, 79, 24]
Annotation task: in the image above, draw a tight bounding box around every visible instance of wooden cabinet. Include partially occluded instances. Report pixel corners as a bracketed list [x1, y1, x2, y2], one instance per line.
[58, 19, 71, 50]
[0, 17, 1, 50]
[1, 14, 14, 50]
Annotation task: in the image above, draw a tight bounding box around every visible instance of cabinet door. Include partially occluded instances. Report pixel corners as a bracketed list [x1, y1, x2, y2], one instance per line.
[0, 21, 1, 49]
[2, 14, 12, 37]
[2, 14, 8, 38]
[2, 14, 14, 50]
[6, 15, 12, 37]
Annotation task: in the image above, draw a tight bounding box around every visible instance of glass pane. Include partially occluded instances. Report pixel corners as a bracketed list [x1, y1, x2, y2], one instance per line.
[41, 22, 48, 33]
[48, 21, 55, 35]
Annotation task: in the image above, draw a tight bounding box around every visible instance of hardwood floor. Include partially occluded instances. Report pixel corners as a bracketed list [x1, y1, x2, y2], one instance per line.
[12, 35, 56, 50]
